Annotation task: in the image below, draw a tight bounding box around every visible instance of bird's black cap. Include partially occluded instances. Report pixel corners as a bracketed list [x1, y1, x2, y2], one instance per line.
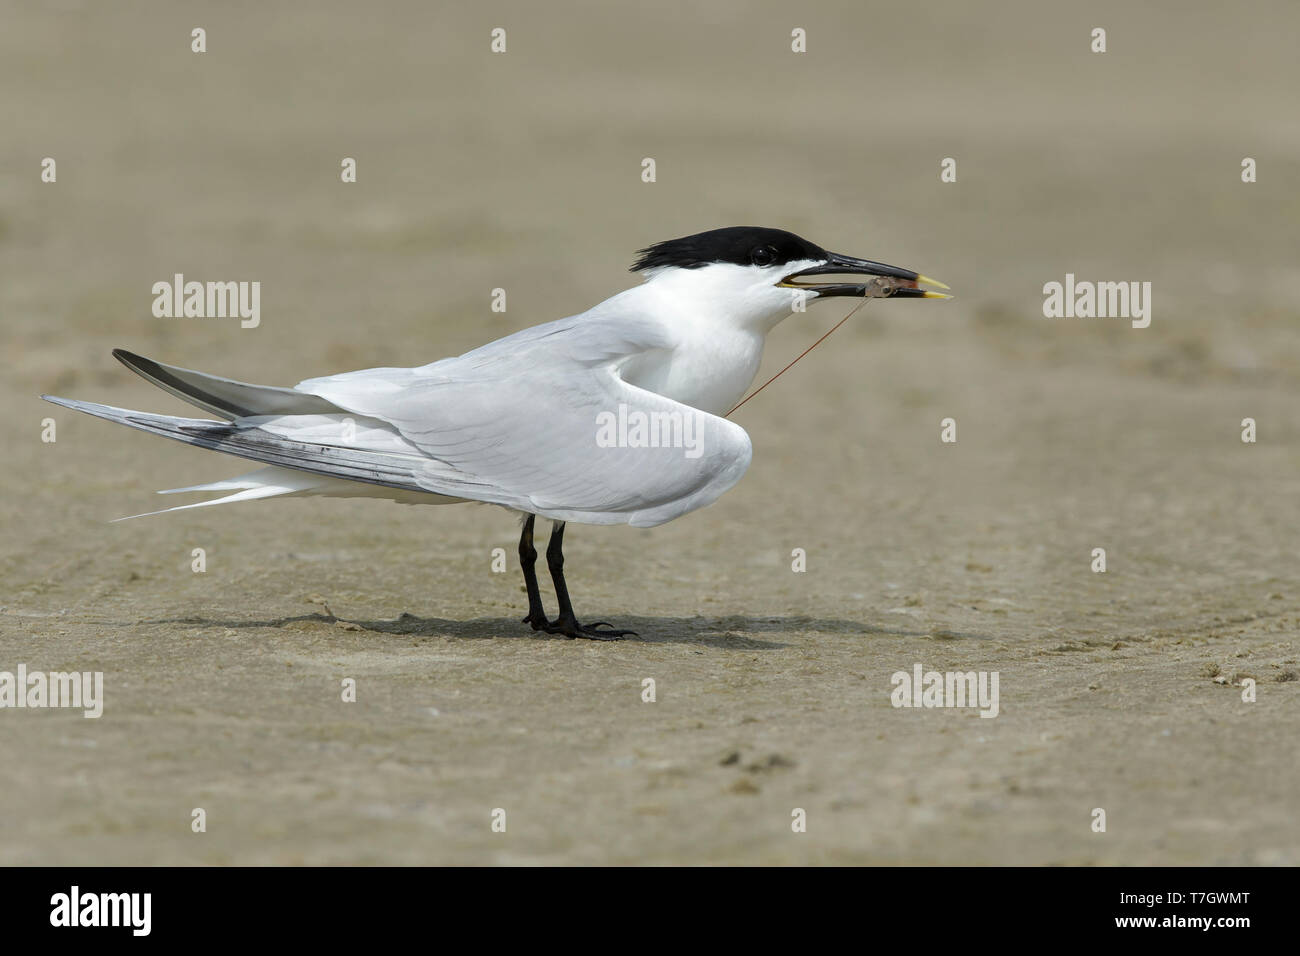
[630, 227, 828, 272]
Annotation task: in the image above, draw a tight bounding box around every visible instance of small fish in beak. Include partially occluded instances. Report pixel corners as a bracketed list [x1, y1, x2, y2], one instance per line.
[779, 252, 952, 299]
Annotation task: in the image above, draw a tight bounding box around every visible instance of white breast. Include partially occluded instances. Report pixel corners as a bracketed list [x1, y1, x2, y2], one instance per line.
[618, 326, 765, 416]
[604, 264, 806, 416]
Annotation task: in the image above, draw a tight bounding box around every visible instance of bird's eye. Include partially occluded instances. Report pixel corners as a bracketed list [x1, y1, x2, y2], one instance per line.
[750, 246, 777, 267]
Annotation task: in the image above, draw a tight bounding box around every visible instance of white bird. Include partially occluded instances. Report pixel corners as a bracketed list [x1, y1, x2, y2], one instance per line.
[44, 226, 948, 638]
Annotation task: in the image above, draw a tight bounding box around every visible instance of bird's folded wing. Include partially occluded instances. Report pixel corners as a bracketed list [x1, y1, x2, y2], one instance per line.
[111, 348, 344, 420]
[297, 354, 752, 527]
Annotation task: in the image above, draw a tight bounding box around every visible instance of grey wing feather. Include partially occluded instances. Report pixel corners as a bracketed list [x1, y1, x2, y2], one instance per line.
[300, 360, 754, 527]
[39, 396, 488, 498]
[112, 349, 344, 420]
[50, 314, 753, 528]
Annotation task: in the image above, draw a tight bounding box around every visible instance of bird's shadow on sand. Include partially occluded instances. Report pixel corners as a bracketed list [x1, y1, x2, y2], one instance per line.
[145, 610, 982, 650]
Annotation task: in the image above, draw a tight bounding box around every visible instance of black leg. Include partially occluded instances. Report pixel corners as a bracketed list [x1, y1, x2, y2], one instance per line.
[541, 521, 636, 640]
[518, 514, 548, 630]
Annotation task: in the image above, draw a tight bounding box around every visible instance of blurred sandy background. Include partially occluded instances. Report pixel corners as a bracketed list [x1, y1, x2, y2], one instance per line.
[2, 0, 1298, 864]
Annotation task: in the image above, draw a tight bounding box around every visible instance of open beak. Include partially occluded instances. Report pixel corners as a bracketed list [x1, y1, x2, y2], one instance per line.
[778, 252, 951, 299]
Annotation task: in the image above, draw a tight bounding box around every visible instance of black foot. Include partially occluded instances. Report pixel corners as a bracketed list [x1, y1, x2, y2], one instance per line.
[522, 610, 549, 631]
[541, 615, 637, 641]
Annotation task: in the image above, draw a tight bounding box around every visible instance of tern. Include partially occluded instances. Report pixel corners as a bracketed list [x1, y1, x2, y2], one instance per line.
[44, 226, 948, 639]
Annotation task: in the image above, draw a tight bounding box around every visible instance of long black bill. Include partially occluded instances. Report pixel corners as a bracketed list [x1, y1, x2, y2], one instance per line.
[779, 252, 951, 299]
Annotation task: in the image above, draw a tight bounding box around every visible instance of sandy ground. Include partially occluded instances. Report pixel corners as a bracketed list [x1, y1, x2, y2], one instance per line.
[2, 1, 1299, 865]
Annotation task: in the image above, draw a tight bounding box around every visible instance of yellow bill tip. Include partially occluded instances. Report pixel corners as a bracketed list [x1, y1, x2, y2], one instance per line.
[916, 274, 950, 291]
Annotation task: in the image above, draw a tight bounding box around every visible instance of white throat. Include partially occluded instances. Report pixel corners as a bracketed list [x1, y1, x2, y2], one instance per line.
[594, 260, 825, 416]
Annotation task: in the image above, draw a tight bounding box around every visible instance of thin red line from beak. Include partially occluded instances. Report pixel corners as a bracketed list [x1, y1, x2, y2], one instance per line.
[725, 298, 870, 418]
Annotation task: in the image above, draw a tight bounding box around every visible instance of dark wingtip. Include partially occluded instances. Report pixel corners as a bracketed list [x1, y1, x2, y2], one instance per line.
[113, 349, 167, 381]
